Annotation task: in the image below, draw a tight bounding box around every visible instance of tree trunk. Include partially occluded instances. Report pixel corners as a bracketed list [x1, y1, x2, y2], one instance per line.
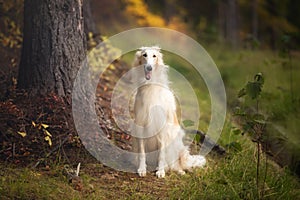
[18, 0, 86, 98]
[218, 0, 239, 48]
[163, 0, 175, 24]
[83, 0, 100, 38]
[218, 0, 226, 42]
[252, 0, 258, 40]
[226, 0, 239, 48]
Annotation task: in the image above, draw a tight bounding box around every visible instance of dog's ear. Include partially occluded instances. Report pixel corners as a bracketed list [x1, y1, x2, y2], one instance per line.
[135, 50, 142, 58]
[133, 50, 143, 67]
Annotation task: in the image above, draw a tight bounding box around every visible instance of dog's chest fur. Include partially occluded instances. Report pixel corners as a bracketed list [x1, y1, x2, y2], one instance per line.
[135, 84, 176, 112]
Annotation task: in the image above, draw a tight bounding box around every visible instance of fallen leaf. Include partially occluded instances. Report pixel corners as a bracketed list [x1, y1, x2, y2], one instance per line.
[17, 131, 26, 137]
[44, 136, 52, 146]
[41, 123, 49, 129]
[32, 121, 36, 127]
[44, 130, 52, 137]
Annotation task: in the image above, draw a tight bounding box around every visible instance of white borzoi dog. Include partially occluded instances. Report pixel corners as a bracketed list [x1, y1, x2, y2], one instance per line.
[131, 46, 206, 178]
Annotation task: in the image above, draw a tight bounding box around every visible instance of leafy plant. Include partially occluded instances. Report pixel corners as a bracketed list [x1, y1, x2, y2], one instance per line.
[234, 72, 267, 199]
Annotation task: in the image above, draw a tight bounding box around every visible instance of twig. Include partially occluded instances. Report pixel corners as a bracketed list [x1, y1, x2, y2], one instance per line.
[61, 142, 71, 164]
[63, 162, 83, 191]
[257, 142, 260, 200]
[97, 106, 111, 138]
[0, 147, 11, 154]
[12, 143, 15, 158]
[262, 130, 269, 198]
[288, 50, 294, 103]
[33, 134, 70, 168]
[76, 162, 81, 176]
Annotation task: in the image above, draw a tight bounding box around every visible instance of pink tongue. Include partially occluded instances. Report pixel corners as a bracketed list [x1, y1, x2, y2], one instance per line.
[145, 71, 151, 80]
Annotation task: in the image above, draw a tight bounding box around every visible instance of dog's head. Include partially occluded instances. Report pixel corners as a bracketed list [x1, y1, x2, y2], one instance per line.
[134, 46, 163, 80]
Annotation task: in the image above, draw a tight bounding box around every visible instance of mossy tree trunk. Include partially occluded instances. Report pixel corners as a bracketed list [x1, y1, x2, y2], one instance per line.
[18, 0, 86, 98]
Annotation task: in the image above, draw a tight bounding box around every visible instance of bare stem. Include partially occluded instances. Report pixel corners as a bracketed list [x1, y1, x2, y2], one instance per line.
[76, 163, 81, 176]
[262, 142, 268, 198]
[257, 142, 260, 200]
[288, 51, 294, 103]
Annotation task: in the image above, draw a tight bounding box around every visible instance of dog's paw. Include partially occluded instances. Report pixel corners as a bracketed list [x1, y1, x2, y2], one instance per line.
[194, 155, 206, 167]
[156, 170, 165, 178]
[178, 170, 186, 175]
[137, 168, 147, 177]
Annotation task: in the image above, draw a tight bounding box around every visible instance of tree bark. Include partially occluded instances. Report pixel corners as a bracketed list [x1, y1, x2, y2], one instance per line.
[83, 0, 100, 38]
[252, 0, 258, 40]
[218, 0, 239, 48]
[18, 0, 86, 98]
[218, 0, 226, 42]
[163, 0, 176, 24]
[226, 0, 239, 48]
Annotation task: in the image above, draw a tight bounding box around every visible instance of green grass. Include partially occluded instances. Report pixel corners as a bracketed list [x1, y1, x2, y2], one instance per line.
[1, 137, 299, 199]
[168, 148, 300, 199]
[0, 167, 84, 200]
[207, 47, 300, 169]
[166, 120, 299, 199]
[163, 48, 300, 198]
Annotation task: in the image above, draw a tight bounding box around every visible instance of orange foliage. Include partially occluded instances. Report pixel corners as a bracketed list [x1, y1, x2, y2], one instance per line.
[124, 0, 166, 27]
[123, 0, 188, 32]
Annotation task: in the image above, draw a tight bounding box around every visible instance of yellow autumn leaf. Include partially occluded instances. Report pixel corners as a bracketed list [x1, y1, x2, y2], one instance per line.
[32, 121, 36, 127]
[41, 123, 49, 129]
[17, 131, 26, 137]
[44, 130, 52, 137]
[44, 136, 52, 146]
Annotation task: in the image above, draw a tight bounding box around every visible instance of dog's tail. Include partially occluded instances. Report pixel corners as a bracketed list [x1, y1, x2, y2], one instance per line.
[179, 148, 206, 170]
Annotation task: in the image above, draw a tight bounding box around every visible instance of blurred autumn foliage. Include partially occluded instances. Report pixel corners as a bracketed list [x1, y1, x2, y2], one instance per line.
[0, 0, 23, 49]
[90, 0, 300, 49]
[1, 0, 300, 50]
[124, 0, 166, 27]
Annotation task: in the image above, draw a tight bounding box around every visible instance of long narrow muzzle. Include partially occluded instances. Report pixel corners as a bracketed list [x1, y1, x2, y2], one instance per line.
[144, 64, 152, 80]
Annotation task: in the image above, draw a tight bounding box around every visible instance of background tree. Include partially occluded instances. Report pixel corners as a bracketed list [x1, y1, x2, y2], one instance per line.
[83, 0, 100, 42]
[214, 0, 240, 48]
[226, 0, 239, 48]
[252, 0, 258, 40]
[17, 0, 86, 98]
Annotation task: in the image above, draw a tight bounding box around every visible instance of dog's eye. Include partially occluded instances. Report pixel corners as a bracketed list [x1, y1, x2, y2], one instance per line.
[153, 55, 156, 58]
[143, 53, 147, 57]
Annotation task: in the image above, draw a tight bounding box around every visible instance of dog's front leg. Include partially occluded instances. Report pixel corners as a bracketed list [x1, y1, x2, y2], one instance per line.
[156, 141, 166, 178]
[137, 138, 147, 176]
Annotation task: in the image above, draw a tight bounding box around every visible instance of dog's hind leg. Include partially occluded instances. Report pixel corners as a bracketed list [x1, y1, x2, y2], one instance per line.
[137, 138, 147, 176]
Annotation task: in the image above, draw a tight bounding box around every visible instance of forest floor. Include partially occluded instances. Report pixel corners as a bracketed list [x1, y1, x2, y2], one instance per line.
[0, 57, 174, 199]
[0, 57, 206, 199]
[1, 45, 300, 199]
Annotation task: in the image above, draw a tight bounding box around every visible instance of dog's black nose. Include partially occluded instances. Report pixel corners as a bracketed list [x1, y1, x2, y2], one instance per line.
[146, 65, 152, 71]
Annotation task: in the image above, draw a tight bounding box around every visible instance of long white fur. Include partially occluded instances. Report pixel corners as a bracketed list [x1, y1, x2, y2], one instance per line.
[131, 46, 206, 178]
